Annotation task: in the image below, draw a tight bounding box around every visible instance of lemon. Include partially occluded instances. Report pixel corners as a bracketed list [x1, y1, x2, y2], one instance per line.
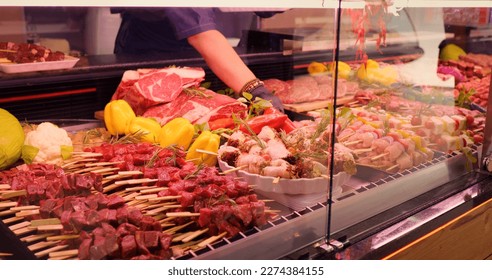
[307, 61, 328, 74]
[440, 43, 466, 61]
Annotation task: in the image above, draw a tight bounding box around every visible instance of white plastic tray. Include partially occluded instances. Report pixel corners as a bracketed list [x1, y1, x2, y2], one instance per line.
[0, 56, 79, 73]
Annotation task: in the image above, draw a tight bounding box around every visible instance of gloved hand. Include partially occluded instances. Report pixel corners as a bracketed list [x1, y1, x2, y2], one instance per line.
[251, 85, 285, 113]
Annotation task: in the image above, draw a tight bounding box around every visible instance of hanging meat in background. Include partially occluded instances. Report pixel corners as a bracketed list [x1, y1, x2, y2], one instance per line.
[346, 0, 388, 62]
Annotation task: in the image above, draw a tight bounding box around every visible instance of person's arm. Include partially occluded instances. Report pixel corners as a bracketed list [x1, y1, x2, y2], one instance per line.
[188, 30, 284, 111]
[187, 30, 255, 93]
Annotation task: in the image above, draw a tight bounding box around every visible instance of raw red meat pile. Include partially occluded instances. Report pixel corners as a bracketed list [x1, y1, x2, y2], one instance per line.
[0, 142, 272, 259]
[0, 42, 65, 63]
[39, 194, 173, 260]
[0, 163, 102, 205]
[85, 143, 270, 237]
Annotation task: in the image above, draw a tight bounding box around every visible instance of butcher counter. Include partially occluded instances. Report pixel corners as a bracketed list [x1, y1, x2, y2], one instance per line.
[1, 47, 492, 260]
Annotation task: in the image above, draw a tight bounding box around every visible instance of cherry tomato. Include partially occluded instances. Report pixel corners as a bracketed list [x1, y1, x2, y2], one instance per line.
[473, 134, 484, 144]
[411, 116, 422, 126]
[466, 115, 474, 127]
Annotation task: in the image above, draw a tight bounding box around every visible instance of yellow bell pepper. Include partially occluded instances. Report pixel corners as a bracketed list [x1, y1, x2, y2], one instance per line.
[186, 131, 220, 167]
[104, 99, 136, 136]
[126, 116, 161, 143]
[307, 61, 328, 75]
[327, 61, 352, 79]
[159, 117, 194, 150]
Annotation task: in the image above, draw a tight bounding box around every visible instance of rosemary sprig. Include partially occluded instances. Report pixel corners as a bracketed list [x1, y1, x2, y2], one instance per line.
[183, 163, 206, 180]
[110, 130, 146, 144]
[146, 147, 164, 168]
[83, 128, 103, 144]
[232, 114, 265, 149]
[183, 87, 213, 99]
[164, 145, 182, 167]
[310, 108, 332, 144]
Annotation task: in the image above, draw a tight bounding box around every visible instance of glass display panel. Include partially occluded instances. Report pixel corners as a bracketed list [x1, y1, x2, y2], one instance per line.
[0, 0, 491, 260]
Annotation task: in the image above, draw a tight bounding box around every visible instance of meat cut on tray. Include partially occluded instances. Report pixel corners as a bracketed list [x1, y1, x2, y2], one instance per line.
[111, 67, 206, 115]
[142, 88, 247, 126]
[263, 75, 357, 104]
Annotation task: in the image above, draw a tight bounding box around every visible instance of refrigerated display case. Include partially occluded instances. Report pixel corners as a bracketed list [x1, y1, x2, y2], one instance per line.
[0, 0, 492, 260]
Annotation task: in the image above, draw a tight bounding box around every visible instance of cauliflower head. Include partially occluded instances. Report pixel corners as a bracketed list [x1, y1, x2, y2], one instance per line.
[23, 122, 73, 165]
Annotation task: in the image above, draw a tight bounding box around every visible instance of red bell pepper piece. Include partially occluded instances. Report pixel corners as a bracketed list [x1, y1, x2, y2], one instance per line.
[208, 118, 235, 130]
[240, 114, 288, 134]
[280, 118, 296, 134]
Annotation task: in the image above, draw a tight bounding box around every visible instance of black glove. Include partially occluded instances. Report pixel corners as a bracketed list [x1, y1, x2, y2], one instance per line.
[251, 85, 285, 113]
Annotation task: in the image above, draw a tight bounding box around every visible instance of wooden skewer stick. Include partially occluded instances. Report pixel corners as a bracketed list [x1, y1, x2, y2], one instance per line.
[139, 187, 168, 194]
[46, 234, 80, 241]
[352, 148, 373, 154]
[0, 252, 13, 257]
[28, 241, 60, 252]
[85, 161, 124, 167]
[135, 194, 158, 200]
[118, 171, 143, 176]
[13, 226, 37, 236]
[30, 218, 61, 227]
[166, 212, 200, 218]
[15, 209, 40, 217]
[158, 216, 177, 223]
[386, 164, 400, 172]
[220, 133, 231, 139]
[9, 221, 31, 231]
[337, 132, 355, 142]
[0, 201, 17, 208]
[49, 255, 73, 260]
[0, 184, 12, 190]
[36, 224, 64, 231]
[20, 233, 55, 243]
[371, 152, 389, 161]
[146, 205, 182, 216]
[61, 158, 96, 168]
[91, 167, 120, 174]
[148, 195, 181, 202]
[122, 192, 140, 202]
[35, 245, 69, 258]
[125, 185, 157, 192]
[195, 149, 218, 156]
[172, 231, 196, 243]
[1, 190, 27, 200]
[70, 152, 103, 157]
[49, 249, 79, 259]
[272, 177, 280, 184]
[181, 228, 209, 243]
[103, 183, 121, 193]
[163, 221, 194, 234]
[126, 200, 148, 207]
[343, 140, 362, 146]
[2, 216, 24, 225]
[220, 165, 246, 175]
[116, 178, 158, 186]
[0, 209, 15, 217]
[196, 232, 228, 248]
[10, 205, 39, 211]
[160, 223, 175, 228]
